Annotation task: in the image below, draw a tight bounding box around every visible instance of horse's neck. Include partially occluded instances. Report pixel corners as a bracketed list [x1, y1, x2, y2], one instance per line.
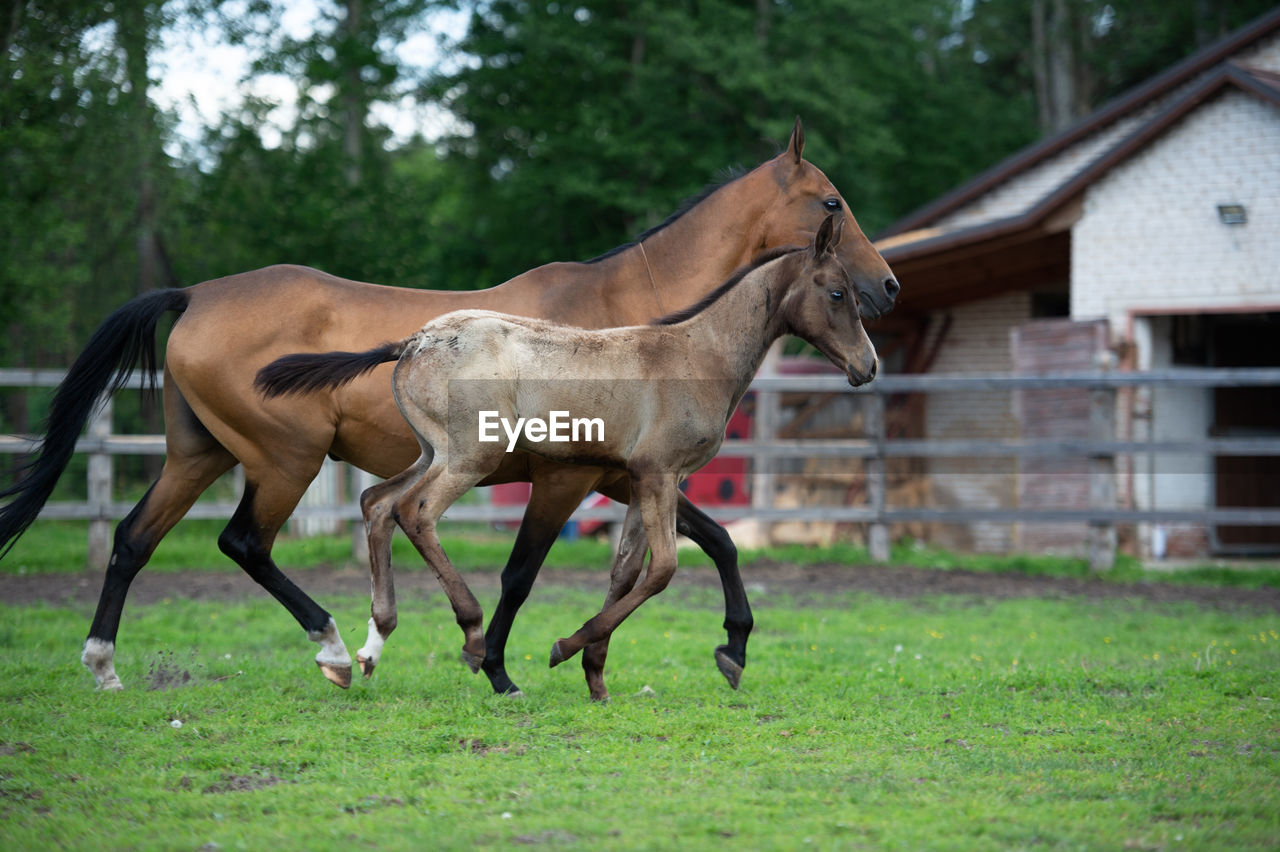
[506, 176, 771, 327]
[643, 180, 769, 312]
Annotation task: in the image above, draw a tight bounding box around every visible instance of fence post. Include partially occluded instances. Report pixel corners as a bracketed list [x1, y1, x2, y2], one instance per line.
[351, 466, 377, 563]
[865, 390, 890, 562]
[86, 396, 113, 569]
[1088, 367, 1117, 572]
[750, 341, 783, 545]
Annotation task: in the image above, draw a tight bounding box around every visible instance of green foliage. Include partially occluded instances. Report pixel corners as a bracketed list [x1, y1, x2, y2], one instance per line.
[1, 589, 1278, 848]
[429, 0, 967, 278]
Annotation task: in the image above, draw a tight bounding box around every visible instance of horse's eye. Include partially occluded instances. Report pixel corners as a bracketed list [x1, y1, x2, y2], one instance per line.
[823, 198, 841, 212]
[829, 289, 845, 302]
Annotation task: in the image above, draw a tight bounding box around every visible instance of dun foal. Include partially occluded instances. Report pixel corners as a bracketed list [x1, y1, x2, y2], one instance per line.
[258, 215, 876, 698]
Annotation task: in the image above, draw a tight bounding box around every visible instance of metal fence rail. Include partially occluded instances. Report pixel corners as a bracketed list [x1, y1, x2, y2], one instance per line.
[4, 366, 1280, 570]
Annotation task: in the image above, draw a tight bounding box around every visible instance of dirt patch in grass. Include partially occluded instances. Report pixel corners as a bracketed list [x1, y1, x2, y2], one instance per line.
[202, 772, 289, 794]
[4, 561, 1278, 612]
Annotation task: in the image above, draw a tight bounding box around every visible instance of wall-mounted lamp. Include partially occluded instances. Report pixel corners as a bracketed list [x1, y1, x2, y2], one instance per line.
[1217, 204, 1247, 225]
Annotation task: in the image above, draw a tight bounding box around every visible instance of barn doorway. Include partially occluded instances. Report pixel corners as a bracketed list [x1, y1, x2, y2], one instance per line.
[1204, 312, 1280, 553]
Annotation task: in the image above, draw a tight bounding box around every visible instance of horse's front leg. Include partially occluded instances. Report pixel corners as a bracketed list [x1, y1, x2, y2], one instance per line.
[580, 501, 648, 701]
[550, 473, 678, 669]
[482, 465, 598, 696]
[674, 494, 751, 689]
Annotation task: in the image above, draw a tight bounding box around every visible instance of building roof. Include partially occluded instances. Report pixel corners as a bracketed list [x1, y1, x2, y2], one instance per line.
[876, 7, 1280, 266]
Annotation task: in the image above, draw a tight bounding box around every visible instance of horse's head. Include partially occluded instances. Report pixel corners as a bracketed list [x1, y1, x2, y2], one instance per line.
[782, 214, 878, 387]
[754, 118, 899, 320]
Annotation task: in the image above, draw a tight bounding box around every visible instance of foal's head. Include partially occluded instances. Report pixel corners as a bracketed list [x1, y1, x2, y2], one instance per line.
[781, 215, 879, 387]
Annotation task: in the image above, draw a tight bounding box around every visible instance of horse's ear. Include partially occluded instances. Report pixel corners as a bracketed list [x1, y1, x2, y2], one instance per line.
[829, 215, 845, 250]
[787, 116, 804, 164]
[813, 213, 835, 256]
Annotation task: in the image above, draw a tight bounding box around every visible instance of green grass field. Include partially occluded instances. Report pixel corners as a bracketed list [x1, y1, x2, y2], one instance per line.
[2, 562, 1279, 850]
[7, 519, 1280, 590]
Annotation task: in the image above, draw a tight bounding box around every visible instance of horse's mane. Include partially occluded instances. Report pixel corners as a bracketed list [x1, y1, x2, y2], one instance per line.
[580, 167, 748, 266]
[651, 246, 802, 327]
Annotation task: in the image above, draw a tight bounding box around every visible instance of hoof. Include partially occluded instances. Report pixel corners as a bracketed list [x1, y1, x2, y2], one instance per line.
[357, 654, 376, 679]
[714, 646, 743, 690]
[549, 640, 569, 668]
[317, 660, 352, 689]
[460, 650, 484, 674]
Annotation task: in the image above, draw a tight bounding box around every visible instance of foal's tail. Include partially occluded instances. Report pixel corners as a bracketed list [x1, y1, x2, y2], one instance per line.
[254, 340, 407, 399]
[0, 288, 190, 557]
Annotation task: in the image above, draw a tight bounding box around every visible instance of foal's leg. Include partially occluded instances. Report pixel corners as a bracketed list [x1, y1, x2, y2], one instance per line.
[674, 495, 752, 689]
[550, 474, 679, 667]
[354, 459, 432, 677]
[580, 502, 648, 701]
[576, 492, 753, 694]
[482, 468, 597, 696]
[392, 462, 492, 671]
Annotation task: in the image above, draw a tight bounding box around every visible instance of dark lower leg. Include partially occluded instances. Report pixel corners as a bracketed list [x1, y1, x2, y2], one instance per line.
[482, 518, 564, 694]
[676, 496, 752, 688]
[483, 477, 593, 695]
[84, 447, 236, 689]
[218, 483, 332, 633]
[219, 481, 350, 687]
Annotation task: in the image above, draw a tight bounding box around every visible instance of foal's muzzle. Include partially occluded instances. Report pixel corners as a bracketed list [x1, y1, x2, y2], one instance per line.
[846, 358, 878, 387]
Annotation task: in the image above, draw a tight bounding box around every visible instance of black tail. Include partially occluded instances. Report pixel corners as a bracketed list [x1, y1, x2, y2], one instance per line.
[0, 288, 190, 557]
[254, 340, 406, 399]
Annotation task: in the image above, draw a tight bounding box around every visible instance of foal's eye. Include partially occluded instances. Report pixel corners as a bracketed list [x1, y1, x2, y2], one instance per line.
[823, 198, 841, 212]
[829, 289, 845, 302]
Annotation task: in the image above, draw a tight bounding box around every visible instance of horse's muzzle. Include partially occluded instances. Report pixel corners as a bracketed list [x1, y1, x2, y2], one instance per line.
[846, 358, 878, 387]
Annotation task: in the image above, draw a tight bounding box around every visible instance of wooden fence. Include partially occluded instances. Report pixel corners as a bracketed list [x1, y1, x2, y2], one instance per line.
[4, 366, 1280, 572]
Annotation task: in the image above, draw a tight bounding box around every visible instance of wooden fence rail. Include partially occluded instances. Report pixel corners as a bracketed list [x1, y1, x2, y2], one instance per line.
[4, 366, 1280, 571]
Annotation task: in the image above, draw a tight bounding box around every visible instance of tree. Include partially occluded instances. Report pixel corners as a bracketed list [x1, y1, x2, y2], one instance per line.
[427, 0, 948, 283]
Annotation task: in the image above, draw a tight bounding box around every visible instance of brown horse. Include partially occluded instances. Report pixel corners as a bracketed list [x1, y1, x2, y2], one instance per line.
[257, 215, 876, 699]
[0, 120, 897, 694]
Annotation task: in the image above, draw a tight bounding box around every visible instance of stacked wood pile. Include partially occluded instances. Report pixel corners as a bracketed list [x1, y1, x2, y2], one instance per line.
[765, 389, 932, 547]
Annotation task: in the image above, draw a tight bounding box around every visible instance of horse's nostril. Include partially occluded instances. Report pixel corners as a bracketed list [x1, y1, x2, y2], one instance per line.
[883, 277, 900, 299]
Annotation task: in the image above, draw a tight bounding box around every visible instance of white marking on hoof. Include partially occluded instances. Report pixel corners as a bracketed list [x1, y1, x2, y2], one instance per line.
[81, 638, 124, 691]
[356, 617, 386, 678]
[309, 618, 352, 688]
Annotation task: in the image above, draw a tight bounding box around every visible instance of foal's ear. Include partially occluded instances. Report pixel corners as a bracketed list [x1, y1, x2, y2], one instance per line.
[813, 213, 842, 257]
[787, 116, 805, 164]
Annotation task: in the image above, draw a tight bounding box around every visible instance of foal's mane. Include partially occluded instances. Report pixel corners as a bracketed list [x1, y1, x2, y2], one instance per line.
[651, 245, 802, 327]
[581, 167, 747, 266]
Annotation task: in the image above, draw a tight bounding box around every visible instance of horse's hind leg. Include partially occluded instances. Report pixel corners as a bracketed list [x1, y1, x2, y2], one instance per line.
[82, 445, 237, 690]
[482, 468, 597, 696]
[580, 502, 648, 702]
[393, 462, 492, 672]
[216, 472, 352, 688]
[354, 460, 431, 678]
[674, 494, 751, 689]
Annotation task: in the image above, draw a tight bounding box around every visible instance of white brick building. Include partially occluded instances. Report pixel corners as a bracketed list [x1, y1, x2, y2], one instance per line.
[874, 9, 1280, 558]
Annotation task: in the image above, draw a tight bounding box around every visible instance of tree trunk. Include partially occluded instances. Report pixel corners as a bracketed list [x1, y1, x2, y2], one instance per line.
[343, 0, 365, 188]
[118, 0, 164, 478]
[1031, 0, 1079, 134]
